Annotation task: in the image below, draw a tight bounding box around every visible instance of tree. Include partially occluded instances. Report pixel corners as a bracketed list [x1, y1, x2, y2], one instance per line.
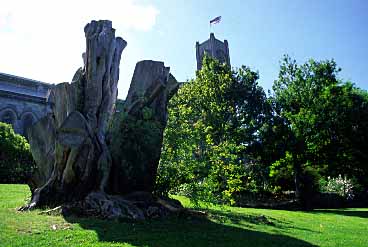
[271, 55, 368, 206]
[0, 122, 34, 184]
[157, 57, 269, 204]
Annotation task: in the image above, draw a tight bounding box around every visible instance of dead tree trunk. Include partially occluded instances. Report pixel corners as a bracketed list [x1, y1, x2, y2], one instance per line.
[24, 20, 127, 209]
[23, 20, 181, 220]
[108, 60, 179, 195]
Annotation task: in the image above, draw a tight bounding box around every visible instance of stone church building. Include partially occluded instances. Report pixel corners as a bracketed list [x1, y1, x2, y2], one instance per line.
[0, 73, 52, 136]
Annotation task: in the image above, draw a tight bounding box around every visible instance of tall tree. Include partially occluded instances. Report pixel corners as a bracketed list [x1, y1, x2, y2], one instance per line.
[271, 56, 368, 206]
[158, 57, 269, 204]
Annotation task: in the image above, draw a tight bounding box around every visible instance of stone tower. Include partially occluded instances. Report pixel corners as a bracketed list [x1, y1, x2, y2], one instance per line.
[196, 33, 230, 70]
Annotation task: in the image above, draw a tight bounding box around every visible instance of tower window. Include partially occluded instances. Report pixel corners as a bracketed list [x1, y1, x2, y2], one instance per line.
[216, 50, 226, 63]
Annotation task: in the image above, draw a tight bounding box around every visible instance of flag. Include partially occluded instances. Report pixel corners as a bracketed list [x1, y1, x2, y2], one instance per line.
[210, 16, 221, 25]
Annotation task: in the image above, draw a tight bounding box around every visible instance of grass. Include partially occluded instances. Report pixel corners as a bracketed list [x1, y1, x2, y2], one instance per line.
[0, 184, 367, 247]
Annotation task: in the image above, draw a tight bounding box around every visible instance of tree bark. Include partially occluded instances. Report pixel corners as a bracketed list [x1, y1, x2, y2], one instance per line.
[108, 61, 179, 195]
[24, 20, 127, 209]
[22, 21, 182, 220]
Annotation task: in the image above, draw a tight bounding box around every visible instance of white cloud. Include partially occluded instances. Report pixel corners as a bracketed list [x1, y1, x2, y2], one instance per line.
[0, 0, 159, 98]
[1, 0, 159, 33]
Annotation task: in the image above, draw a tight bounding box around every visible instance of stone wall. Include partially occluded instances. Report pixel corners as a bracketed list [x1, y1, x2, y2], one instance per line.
[0, 73, 52, 136]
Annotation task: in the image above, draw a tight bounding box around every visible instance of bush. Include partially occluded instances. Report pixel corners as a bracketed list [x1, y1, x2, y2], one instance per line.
[320, 175, 355, 200]
[108, 106, 164, 194]
[0, 122, 35, 183]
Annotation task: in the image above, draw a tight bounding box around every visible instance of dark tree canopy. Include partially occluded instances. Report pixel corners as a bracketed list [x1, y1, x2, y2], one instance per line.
[269, 56, 368, 206]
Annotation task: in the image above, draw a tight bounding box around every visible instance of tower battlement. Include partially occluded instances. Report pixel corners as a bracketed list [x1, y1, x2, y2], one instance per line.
[196, 33, 230, 70]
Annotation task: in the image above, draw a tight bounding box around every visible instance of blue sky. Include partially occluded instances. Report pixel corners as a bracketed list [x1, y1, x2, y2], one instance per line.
[1, 0, 367, 98]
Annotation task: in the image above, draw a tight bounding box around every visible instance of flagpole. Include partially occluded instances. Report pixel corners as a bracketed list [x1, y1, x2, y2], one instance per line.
[209, 16, 221, 34]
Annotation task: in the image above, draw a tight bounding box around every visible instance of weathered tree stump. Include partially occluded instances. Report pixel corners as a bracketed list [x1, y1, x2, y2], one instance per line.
[23, 20, 126, 209]
[22, 20, 181, 220]
[109, 60, 179, 195]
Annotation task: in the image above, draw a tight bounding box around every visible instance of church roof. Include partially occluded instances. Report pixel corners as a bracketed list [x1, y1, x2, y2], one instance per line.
[0, 72, 53, 99]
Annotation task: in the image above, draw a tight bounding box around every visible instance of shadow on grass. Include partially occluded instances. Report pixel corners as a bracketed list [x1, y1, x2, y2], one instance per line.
[65, 213, 317, 247]
[311, 209, 368, 219]
[207, 209, 318, 233]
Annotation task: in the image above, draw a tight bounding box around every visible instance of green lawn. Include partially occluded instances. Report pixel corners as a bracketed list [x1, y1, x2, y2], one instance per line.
[0, 184, 367, 247]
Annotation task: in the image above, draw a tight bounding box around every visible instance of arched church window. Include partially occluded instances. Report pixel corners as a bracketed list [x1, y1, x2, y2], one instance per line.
[0, 110, 16, 128]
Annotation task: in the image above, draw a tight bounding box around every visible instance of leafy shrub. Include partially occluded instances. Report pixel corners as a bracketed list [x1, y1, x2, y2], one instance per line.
[0, 122, 35, 183]
[108, 106, 164, 194]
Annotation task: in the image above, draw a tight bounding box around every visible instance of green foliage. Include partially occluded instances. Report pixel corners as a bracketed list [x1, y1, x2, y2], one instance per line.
[0, 122, 35, 183]
[110, 108, 163, 163]
[270, 55, 368, 201]
[269, 151, 294, 189]
[102, 52, 368, 208]
[109, 105, 164, 192]
[116, 111, 163, 165]
[158, 56, 269, 204]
